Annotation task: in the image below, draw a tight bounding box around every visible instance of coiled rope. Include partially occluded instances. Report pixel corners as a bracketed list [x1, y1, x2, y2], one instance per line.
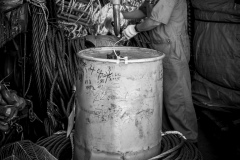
[36, 131, 203, 160]
[149, 131, 203, 160]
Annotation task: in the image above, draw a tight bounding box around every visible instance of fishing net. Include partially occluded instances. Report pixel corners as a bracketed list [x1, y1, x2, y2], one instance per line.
[36, 131, 73, 160]
[0, 140, 57, 160]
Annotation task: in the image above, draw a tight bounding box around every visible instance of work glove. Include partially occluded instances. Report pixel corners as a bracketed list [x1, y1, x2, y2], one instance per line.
[122, 24, 139, 39]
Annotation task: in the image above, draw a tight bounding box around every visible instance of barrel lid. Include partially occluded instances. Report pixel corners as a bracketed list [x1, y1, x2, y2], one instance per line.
[77, 47, 165, 63]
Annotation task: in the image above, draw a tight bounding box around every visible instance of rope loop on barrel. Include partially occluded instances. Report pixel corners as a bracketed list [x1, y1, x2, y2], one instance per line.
[148, 131, 202, 160]
[113, 37, 129, 64]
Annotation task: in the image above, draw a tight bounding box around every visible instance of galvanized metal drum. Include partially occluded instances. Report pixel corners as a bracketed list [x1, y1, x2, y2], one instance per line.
[74, 47, 165, 160]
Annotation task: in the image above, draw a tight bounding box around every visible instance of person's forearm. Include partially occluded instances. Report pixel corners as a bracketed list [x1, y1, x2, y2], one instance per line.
[135, 18, 160, 32]
[122, 10, 146, 19]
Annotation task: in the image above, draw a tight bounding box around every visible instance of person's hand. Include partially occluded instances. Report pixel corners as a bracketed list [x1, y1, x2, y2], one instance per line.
[122, 25, 138, 39]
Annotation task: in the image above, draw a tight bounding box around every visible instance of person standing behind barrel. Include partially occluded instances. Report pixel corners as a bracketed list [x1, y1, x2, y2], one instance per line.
[120, 0, 198, 144]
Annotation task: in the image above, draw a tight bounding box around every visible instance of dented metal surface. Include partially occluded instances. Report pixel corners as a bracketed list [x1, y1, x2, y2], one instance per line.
[74, 47, 165, 160]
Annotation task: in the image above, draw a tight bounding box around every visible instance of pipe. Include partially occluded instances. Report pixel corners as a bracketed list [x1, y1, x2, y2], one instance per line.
[112, 0, 121, 36]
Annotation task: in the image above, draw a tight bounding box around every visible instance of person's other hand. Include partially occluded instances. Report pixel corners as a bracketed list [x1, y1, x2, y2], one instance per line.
[122, 25, 138, 39]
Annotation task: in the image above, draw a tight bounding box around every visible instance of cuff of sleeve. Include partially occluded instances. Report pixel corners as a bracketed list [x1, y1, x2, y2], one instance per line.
[134, 24, 140, 33]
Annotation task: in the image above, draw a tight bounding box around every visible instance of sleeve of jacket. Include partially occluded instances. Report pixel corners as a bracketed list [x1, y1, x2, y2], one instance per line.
[150, 0, 178, 24]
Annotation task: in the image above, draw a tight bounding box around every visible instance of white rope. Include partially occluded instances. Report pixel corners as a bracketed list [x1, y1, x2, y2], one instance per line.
[112, 37, 128, 64]
[91, 0, 102, 21]
[55, 0, 64, 13]
[75, 0, 94, 23]
[66, 0, 73, 13]
[61, 0, 65, 13]
[69, 0, 76, 15]
[161, 131, 187, 139]
[147, 131, 187, 160]
[54, 130, 67, 135]
[59, 21, 78, 38]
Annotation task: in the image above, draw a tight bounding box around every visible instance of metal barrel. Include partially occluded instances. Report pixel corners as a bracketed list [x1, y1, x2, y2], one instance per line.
[74, 47, 165, 160]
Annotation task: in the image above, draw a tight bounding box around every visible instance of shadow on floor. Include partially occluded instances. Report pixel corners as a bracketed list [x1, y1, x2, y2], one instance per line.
[196, 107, 240, 160]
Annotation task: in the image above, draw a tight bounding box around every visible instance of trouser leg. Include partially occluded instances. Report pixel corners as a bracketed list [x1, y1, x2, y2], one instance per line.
[162, 57, 198, 142]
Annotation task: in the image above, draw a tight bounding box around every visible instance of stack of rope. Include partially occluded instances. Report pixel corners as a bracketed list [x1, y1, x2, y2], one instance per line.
[56, 0, 102, 39]
[30, 0, 86, 136]
[44, 24, 85, 136]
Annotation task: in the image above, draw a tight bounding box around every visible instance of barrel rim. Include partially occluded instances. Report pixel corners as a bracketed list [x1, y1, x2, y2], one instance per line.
[77, 47, 165, 63]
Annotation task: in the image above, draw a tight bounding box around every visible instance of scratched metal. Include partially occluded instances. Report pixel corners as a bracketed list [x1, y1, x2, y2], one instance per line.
[74, 47, 165, 160]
